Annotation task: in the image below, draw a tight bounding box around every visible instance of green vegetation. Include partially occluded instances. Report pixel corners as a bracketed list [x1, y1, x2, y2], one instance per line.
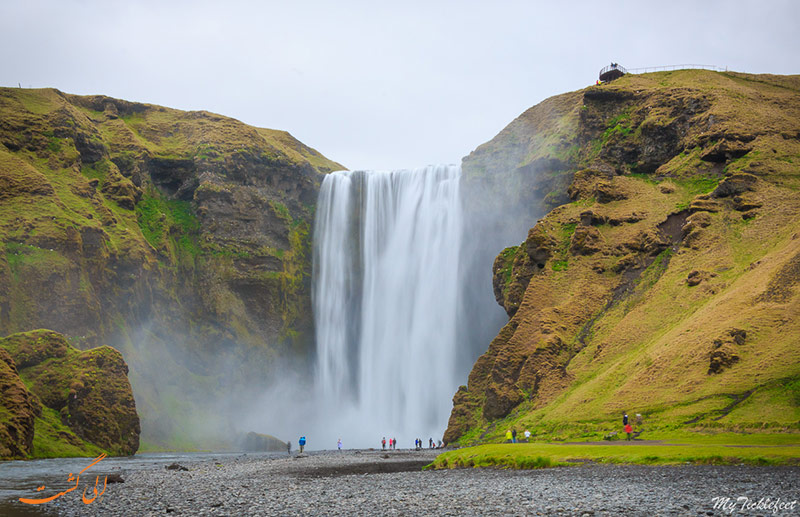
[675, 174, 720, 195]
[449, 70, 800, 449]
[498, 246, 520, 287]
[560, 222, 578, 242]
[431, 440, 800, 470]
[135, 190, 200, 266]
[601, 110, 633, 144]
[80, 158, 111, 181]
[32, 406, 106, 458]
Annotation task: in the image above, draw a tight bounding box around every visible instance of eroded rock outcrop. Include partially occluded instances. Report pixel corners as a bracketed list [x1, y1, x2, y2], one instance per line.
[0, 347, 37, 458]
[0, 329, 140, 458]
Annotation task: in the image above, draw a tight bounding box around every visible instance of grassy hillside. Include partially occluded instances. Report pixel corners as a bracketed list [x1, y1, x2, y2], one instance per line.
[0, 87, 343, 449]
[447, 70, 800, 445]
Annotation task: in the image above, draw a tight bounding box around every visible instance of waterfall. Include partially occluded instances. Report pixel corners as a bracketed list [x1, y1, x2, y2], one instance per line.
[313, 165, 462, 446]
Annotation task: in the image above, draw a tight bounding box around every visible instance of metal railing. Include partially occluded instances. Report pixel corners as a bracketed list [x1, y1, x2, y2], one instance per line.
[626, 64, 727, 74]
[599, 63, 628, 77]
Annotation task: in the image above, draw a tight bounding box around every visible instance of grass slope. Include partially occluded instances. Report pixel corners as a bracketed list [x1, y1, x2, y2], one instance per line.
[449, 70, 800, 448]
[431, 439, 800, 470]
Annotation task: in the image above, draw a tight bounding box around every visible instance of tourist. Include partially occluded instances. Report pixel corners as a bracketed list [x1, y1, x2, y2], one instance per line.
[393, 437, 397, 450]
[299, 436, 306, 453]
[623, 412, 629, 426]
[505, 429, 512, 443]
[524, 429, 531, 442]
[382, 437, 386, 450]
[287, 441, 291, 455]
[337, 438, 342, 451]
[512, 429, 517, 443]
[625, 423, 633, 441]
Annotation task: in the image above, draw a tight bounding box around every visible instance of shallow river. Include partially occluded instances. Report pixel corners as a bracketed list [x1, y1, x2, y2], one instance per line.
[0, 451, 283, 516]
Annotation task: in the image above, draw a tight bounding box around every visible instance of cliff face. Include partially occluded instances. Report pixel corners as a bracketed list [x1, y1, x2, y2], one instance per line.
[0, 329, 139, 458]
[447, 71, 800, 443]
[0, 87, 343, 446]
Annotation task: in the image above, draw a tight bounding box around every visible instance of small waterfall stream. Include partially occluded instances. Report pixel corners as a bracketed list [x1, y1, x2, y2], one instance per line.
[313, 165, 463, 445]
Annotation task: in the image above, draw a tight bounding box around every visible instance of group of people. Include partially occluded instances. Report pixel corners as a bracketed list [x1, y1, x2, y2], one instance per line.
[286, 436, 307, 454]
[623, 412, 640, 440]
[287, 435, 449, 453]
[414, 438, 442, 449]
[379, 437, 443, 450]
[504, 429, 531, 443]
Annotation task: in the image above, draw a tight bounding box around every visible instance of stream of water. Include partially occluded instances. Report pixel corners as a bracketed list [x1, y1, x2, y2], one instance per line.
[313, 165, 462, 446]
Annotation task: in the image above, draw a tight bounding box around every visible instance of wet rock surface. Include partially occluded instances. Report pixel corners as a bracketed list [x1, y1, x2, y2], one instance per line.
[51, 450, 800, 516]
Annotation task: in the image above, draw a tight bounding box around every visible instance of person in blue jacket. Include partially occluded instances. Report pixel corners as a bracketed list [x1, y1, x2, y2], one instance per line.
[299, 436, 306, 453]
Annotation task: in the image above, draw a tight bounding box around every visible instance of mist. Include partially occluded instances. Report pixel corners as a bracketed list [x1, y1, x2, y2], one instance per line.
[232, 157, 546, 451]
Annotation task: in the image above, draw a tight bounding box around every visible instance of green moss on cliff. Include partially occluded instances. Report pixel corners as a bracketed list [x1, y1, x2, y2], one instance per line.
[1, 86, 344, 449]
[32, 406, 105, 458]
[448, 70, 800, 445]
[1, 329, 140, 458]
[136, 189, 200, 267]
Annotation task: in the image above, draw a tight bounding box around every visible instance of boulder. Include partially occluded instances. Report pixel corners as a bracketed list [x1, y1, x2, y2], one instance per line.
[567, 167, 614, 201]
[570, 226, 604, 256]
[708, 346, 739, 374]
[580, 210, 606, 226]
[711, 173, 757, 198]
[594, 179, 627, 203]
[700, 139, 752, 162]
[625, 228, 670, 256]
[687, 270, 708, 286]
[525, 224, 559, 268]
[732, 195, 762, 212]
[681, 212, 712, 233]
[659, 184, 676, 194]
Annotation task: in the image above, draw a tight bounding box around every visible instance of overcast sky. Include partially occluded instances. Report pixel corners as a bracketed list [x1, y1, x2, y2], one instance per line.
[2, 0, 798, 170]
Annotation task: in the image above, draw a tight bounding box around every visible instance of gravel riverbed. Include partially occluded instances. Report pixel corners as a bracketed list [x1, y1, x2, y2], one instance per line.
[46, 449, 799, 516]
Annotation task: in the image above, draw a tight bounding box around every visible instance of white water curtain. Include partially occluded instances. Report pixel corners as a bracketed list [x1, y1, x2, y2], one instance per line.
[313, 165, 462, 445]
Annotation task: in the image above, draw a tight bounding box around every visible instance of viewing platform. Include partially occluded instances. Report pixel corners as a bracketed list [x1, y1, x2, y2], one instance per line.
[599, 63, 627, 82]
[598, 63, 728, 83]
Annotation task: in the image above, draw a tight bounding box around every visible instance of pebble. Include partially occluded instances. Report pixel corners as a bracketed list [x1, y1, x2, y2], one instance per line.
[50, 450, 800, 516]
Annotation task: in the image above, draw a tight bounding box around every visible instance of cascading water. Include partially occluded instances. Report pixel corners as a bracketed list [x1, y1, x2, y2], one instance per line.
[313, 164, 462, 446]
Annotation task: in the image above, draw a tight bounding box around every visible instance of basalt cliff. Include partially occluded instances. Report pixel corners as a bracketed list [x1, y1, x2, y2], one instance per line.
[447, 70, 800, 443]
[0, 87, 343, 452]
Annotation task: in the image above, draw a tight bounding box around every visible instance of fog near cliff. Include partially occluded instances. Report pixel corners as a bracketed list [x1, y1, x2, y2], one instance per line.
[2, 1, 799, 170]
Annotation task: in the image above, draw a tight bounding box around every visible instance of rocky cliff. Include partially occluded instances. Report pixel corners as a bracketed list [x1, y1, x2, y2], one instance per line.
[446, 70, 800, 443]
[0, 329, 139, 458]
[0, 87, 343, 448]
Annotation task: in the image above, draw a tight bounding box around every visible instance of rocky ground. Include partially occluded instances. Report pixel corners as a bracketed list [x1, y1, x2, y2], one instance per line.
[47, 449, 800, 516]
